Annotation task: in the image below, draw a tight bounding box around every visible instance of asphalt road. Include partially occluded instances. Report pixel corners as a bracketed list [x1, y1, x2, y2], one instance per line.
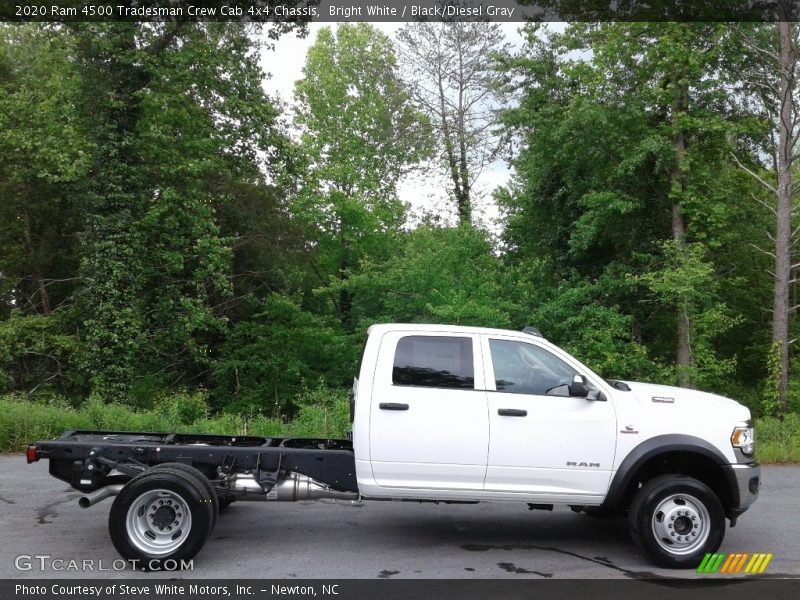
[1, 458, 798, 579]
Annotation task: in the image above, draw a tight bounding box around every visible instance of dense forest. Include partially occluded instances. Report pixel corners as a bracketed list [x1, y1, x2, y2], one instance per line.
[1, 21, 800, 446]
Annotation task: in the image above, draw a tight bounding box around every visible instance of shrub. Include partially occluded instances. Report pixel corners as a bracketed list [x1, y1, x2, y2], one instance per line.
[157, 391, 209, 427]
[0, 311, 84, 398]
[756, 413, 800, 463]
[0, 387, 350, 452]
[0, 395, 91, 451]
[287, 385, 350, 438]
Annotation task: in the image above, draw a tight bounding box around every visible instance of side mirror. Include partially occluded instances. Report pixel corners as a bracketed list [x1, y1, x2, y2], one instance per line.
[586, 389, 607, 402]
[569, 374, 589, 398]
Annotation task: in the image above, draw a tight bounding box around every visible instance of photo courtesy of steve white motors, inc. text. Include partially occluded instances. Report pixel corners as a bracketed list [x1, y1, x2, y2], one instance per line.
[14, 583, 338, 597]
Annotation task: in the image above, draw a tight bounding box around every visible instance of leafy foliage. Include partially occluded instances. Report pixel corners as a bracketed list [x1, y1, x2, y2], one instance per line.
[0, 22, 798, 436]
[497, 23, 772, 395]
[0, 310, 83, 398]
[636, 242, 739, 390]
[293, 24, 432, 330]
[211, 294, 354, 416]
[344, 225, 510, 328]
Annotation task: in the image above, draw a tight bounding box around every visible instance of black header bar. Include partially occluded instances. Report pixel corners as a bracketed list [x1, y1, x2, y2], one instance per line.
[4, 0, 800, 23]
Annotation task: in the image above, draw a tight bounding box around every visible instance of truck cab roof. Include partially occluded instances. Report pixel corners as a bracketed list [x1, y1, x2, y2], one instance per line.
[366, 323, 543, 339]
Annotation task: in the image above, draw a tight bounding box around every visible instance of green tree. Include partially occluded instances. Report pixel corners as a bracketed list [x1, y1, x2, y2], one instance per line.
[0, 25, 89, 397]
[211, 294, 354, 416]
[293, 24, 432, 330]
[0, 25, 87, 318]
[570, 22, 745, 387]
[72, 23, 284, 401]
[731, 21, 800, 413]
[497, 24, 766, 390]
[343, 224, 510, 329]
[396, 21, 508, 225]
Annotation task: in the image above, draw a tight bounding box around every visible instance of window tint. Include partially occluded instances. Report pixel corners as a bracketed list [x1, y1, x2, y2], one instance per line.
[392, 336, 474, 389]
[489, 339, 577, 396]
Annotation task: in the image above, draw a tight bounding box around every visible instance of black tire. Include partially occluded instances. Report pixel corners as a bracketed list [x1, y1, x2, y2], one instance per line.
[148, 463, 219, 530]
[109, 468, 215, 570]
[628, 474, 725, 569]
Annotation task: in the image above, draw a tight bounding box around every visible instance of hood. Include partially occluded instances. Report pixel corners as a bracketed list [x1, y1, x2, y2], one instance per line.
[620, 380, 745, 411]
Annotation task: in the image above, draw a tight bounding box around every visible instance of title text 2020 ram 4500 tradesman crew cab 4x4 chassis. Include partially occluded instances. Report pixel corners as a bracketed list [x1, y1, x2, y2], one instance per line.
[27, 324, 760, 569]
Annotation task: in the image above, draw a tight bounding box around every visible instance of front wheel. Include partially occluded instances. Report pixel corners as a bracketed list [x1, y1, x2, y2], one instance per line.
[109, 468, 215, 570]
[628, 474, 725, 568]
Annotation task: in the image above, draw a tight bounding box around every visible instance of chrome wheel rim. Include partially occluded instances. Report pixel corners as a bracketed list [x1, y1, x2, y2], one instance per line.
[651, 493, 710, 556]
[126, 489, 192, 556]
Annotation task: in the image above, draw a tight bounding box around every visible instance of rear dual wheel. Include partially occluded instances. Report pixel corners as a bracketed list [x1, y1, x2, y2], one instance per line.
[149, 463, 219, 529]
[109, 464, 217, 570]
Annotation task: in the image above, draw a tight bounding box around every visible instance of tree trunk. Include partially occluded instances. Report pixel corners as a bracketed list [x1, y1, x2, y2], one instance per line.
[455, 32, 472, 226]
[772, 17, 793, 412]
[436, 66, 470, 225]
[670, 80, 692, 388]
[22, 207, 51, 315]
[338, 232, 353, 331]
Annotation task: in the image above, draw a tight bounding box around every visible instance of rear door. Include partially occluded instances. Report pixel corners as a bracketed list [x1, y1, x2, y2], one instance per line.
[369, 331, 489, 490]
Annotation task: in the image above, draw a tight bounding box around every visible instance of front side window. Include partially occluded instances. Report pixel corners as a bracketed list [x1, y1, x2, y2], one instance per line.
[392, 336, 474, 389]
[489, 339, 577, 396]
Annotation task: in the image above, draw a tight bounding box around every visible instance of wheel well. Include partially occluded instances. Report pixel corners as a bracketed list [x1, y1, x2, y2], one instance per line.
[618, 451, 733, 511]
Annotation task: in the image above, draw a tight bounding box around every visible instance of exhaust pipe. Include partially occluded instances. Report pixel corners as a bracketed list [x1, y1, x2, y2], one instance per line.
[230, 472, 358, 502]
[272, 472, 359, 502]
[79, 484, 124, 508]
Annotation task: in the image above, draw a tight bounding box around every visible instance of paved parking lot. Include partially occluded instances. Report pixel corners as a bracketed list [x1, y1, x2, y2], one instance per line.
[1, 459, 797, 579]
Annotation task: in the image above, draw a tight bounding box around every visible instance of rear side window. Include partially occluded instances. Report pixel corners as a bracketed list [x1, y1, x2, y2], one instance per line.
[392, 336, 474, 389]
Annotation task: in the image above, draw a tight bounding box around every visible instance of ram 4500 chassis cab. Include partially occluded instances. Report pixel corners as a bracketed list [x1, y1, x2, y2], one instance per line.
[28, 324, 760, 569]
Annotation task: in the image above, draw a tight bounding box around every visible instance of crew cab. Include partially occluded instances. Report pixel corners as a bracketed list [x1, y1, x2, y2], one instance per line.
[27, 323, 761, 569]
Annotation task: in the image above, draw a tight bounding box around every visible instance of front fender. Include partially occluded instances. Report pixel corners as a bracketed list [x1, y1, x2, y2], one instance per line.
[602, 434, 738, 509]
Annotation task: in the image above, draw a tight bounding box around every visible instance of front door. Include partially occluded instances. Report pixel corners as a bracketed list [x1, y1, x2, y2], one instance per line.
[369, 331, 489, 491]
[482, 335, 617, 499]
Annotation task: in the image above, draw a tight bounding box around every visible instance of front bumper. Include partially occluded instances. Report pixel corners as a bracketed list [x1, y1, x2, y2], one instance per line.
[725, 462, 761, 518]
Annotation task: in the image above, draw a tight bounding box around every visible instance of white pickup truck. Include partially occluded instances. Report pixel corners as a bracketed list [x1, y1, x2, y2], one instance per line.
[28, 323, 760, 570]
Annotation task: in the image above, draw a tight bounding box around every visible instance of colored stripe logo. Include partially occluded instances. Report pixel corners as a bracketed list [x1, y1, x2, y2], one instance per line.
[697, 553, 773, 574]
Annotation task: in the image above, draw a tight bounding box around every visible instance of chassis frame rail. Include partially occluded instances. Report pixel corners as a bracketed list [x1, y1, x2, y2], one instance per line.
[32, 430, 357, 494]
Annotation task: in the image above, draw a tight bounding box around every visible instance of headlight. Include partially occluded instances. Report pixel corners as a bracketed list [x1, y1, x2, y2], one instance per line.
[731, 423, 755, 456]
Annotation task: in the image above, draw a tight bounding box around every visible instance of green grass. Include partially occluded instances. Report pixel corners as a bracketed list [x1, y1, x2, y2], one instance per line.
[755, 413, 800, 463]
[0, 391, 350, 453]
[0, 397, 93, 452]
[2, 393, 798, 464]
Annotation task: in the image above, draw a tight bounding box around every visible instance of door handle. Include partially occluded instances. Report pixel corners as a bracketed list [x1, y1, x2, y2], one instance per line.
[498, 408, 527, 417]
[379, 403, 409, 411]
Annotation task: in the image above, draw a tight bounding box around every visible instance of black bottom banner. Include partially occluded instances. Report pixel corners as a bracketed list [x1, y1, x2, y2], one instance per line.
[4, 578, 799, 600]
